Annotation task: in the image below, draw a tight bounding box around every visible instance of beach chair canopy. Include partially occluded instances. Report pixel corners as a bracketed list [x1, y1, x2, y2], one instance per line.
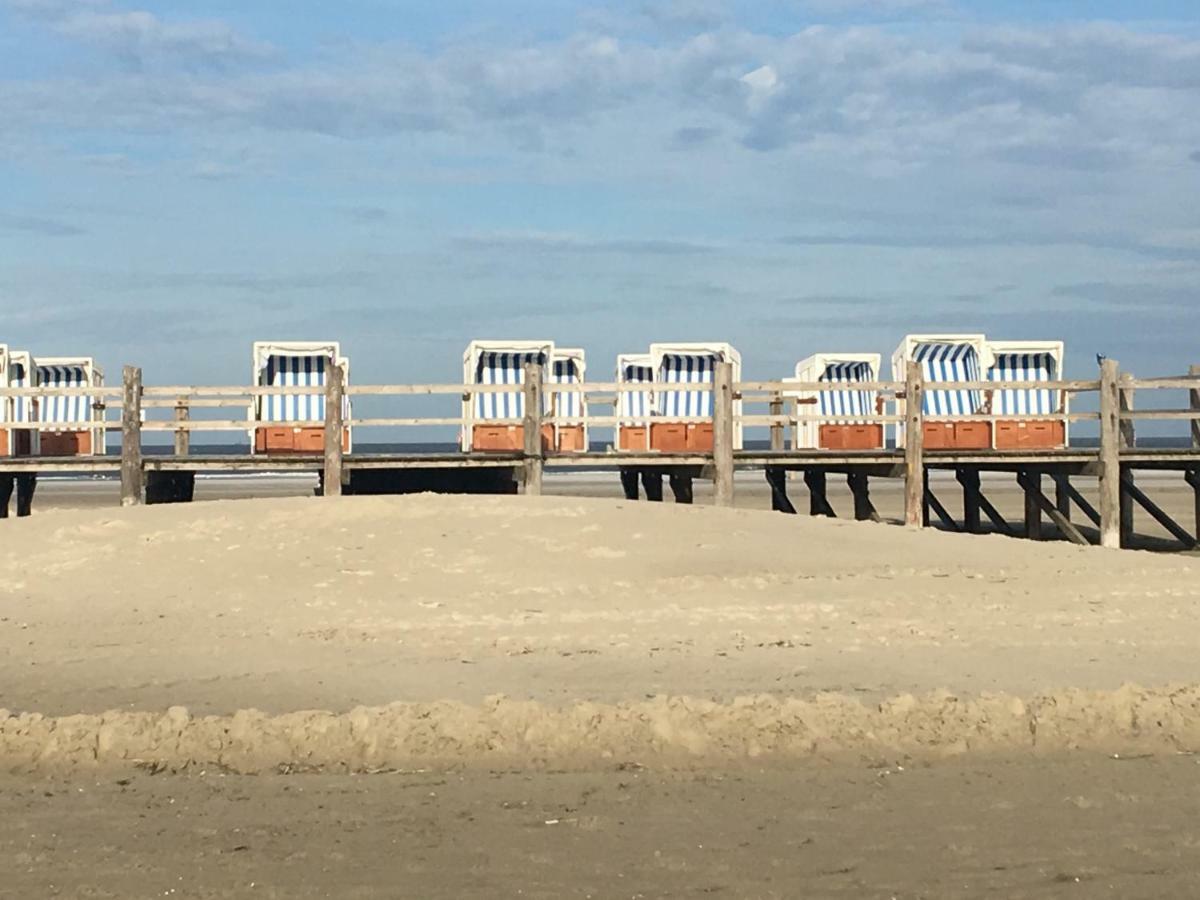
[650, 343, 740, 419]
[988, 341, 1063, 416]
[547, 348, 585, 419]
[894, 336, 989, 417]
[795, 354, 880, 419]
[465, 340, 553, 420]
[36, 357, 100, 425]
[253, 341, 344, 424]
[616, 353, 654, 419]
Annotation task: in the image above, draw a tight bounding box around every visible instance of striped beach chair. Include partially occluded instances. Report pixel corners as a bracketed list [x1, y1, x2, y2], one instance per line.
[615, 353, 654, 451]
[462, 340, 553, 451]
[892, 335, 991, 449]
[3, 350, 39, 456]
[792, 353, 883, 450]
[546, 348, 588, 452]
[35, 357, 105, 456]
[988, 340, 1067, 449]
[251, 341, 351, 454]
[648, 343, 742, 452]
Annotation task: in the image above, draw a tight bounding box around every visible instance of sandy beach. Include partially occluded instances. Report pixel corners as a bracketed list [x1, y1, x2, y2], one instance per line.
[3, 493, 1200, 896]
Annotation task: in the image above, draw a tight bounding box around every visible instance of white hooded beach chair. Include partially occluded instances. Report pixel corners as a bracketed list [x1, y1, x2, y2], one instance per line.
[462, 340, 553, 452]
[35, 356, 105, 456]
[987, 340, 1068, 449]
[615, 353, 654, 451]
[791, 353, 883, 450]
[2, 349, 39, 456]
[648, 343, 742, 451]
[250, 341, 351, 454]
[546, 347, 588, 452]
[892, 335, 992, 449]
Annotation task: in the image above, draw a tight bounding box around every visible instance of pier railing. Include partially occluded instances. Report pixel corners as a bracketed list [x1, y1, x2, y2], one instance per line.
[2, 359, 1198, 547]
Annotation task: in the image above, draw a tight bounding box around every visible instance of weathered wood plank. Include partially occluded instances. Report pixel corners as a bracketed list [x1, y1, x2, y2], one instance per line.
[522, 362, 543, 496]
[712, 361, 735, 507]
[323, 361, 345, 498]
[120, 365, 144, 507]
[904, 361, 924, 529]
[1121, 477, 1198, 550]
[174, 398, 190, 457]
[1098, 359, 1122, 548]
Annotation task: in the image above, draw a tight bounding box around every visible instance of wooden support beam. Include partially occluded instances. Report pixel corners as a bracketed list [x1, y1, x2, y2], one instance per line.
[669, 473, 694, 505]
[1121, 476, 1198, 550]
[847, 471, 878, 522]
[174, 398, 190, 457]
[922, 468, 931, 528]
[120, 365, 144, 507]
[1051, 473, 1101, 527]
[1055, 476, 1071, 522]
[619, 469, 639, 501]
[1017, 471, 1091, 546]
[1119, 374, 1136, 450]
[803, 469, 835, 517]
[521, 361, 543, 497]
[642, 471, 665, 503]
[1021, 469, 1043, 540]
[766, 468, 797, 515]
[323, 360, 345, 498]
[1191, 364, 1200, 449]
[977, 491, 1016, 536]
[904, 361, 925, 529]
[712, 361, 735, 507]
[924, 482, 961, 532]
[1186, 469, 1200, 541]
[957, 468, 982, 534]
[1098, 358, 1122, 549]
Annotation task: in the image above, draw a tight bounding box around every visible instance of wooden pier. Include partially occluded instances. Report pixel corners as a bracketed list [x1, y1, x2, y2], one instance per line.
[2, 360, 1199, 551]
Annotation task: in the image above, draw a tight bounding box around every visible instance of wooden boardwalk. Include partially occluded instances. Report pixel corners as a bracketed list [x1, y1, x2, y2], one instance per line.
[2, 360, 1198, 550]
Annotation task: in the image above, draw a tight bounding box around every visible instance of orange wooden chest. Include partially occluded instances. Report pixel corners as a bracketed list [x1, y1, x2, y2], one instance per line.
[819, 424, 884, 450]
[954, 422, 992, 450]
[39, 430, 93, 456]
[922, 421, 956, 449]
[471, 424, 583, 452]
[994, 420, 1066, 450]
[618, 426, 649, 451]
[255, 426, 350, 454]
[554, 425, 587, 452]
[650, 422, 689, 451]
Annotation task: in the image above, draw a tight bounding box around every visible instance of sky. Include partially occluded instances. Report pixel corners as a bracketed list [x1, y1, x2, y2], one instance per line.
[1, 0, 1199, 393]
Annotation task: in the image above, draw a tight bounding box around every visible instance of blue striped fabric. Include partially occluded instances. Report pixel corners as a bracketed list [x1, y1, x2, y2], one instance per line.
[548, 357, 582, 418]
[990, 353, 1057, 415]
[819, 361, 874, 418]
[262, 355, 329, 422]
[619, 362, 654, 418]
[36, 364, 92, 424]
[912, 343, 983, 416]
[658, 354, 715, 418]
[474, 350, 547, 419]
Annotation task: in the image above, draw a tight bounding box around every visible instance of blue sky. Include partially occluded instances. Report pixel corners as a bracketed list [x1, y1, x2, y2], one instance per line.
[1, 0, 1199, 390]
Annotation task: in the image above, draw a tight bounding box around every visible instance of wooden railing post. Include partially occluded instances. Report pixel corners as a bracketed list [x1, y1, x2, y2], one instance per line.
[174, 397, 190, 456]
[1098, 358, 1121, 548]
[904, 361, 925, 528]
[120, 365, 143, 507]
[323, 360, 345, 498]
[1190, 364, 1200, 449]
[769, 392, 785, 452]
[522, 361, 543, 496]
[713, 361, 735, 507]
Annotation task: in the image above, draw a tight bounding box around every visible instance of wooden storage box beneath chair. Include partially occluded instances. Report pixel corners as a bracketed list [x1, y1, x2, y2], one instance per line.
[995, 420, 1066, 450]
[256, 426, 350, 454]
[471, 424, 583, 452]
[553, 425, 587, 452]
[39, 430, 92, 456]
[819, 424, 884, 451]
[922, 421, 991, 450]
[922, 422, 956, 450]
[618, 426, 649, 451]
[650, 422, 688, 452]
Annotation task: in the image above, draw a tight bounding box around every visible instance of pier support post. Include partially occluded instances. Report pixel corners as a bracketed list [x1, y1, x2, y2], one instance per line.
[713, 361, 735, 507]
[958, 468, 982, 533]
[769, 394, 785, 453]
[619, 468, 639, 501]
[1021, 469, 1043, 540]
[904, 361, 925, 529]
[1055, 475, 1071, 522]
[120, 365, 144, 507]
[803, 469, 834, 517]
[322, 359, 345, 498]
[1098, 358, 1121, 548]
[848, 471, 877, 522]
[521, 361, 543, 497]
[174, 398, 190, 457]
[766, 468, 796, 514]
[1186, 469, 1200, 542]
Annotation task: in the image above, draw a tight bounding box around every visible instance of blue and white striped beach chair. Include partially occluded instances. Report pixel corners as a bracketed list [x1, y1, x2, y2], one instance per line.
[3, 350, 39, 456]
[547, 348, 588, 451]
[648, 343, 743, 451]
[988, 340, 1067, 448]
[615, 353, 654, 450]
[462, 340, 553, 451]
[791, 353, 882, 449]
[251, 341, 351, 454]
[35, 357, 104, 455]
[892, 335, 990, 449]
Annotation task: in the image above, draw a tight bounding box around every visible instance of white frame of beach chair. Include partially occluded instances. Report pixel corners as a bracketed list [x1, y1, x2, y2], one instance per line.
[891, 334, 992, 449]
[791, 352, 883, 450]
[648, 342, 743, 451]
[250, 340, 351, 454]
[614, 352, 655, 452]
[461, 339, 555, 452]
[547, 346, 588, 452]
[4, 349, 39, 456]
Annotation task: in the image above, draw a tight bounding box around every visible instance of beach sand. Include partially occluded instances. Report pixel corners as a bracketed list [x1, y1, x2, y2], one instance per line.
[2, 493, 1200, 896]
